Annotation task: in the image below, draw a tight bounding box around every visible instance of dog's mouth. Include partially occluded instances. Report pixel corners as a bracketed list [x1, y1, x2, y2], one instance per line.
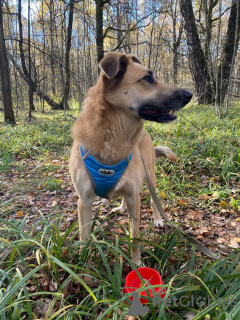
[137, 90, 192, 123]
[138, 106, 177, 123]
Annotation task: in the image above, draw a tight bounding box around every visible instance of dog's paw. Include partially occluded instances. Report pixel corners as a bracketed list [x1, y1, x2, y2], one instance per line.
[131, 257, 142, 266]
[154, 218, 164, 228]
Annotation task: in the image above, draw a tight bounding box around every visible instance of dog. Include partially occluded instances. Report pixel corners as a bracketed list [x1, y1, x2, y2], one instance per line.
[69, 52, 192, 265]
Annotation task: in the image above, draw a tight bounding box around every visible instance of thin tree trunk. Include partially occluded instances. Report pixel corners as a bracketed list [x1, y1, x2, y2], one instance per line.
[61, 0, 74, 110]
[117, 2, 122, 52]
[172, 1, 183, 85]
[135, 0, 138, 56]
[95, 0, 104, 67]
[216, 0, 240, 105]
[18, 0, 35, 111]
[0, 0, 15, 124]
[50, 0, 55, 95]
[28, 0, 33, 121]
[41, 0, 46, 113]
[215, 0, 223, 115]
[153, 13, 167, 76]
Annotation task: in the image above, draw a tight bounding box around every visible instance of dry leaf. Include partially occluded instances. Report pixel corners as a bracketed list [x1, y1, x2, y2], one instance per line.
[232, 237, 240, 243]
[230, 239, 239, 248]
[49, 281, 58, 292]
[198, 194, 208, 200]
[199, 227, 211, 236]
[160, 191, 166, 198]
[51, 200, 57, 207]
[185, 312, 196, 320]
[16, 210, 24, 217]
[220, 201, 228, 209]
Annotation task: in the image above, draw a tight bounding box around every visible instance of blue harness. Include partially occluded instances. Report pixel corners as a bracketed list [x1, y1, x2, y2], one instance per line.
[80, 146, 133, 198]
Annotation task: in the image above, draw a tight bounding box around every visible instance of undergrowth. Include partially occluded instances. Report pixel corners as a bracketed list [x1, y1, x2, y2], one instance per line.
[1, 208, 240, 319]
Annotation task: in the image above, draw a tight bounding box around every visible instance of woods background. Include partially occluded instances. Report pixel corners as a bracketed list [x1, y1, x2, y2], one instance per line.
[0, 0, 239, 124]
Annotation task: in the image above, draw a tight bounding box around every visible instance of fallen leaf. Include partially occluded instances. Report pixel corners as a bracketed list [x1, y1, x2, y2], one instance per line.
[160, 191, 166, 198]
[49, 281, 58, 292]
[230, 239, 239, 248]
[220, 201, 228, 209]
[198, 194, 208, 200]
[28, 192, 36, 197]
[199, 227, 211, 236]
[217, 238, 225, 244]
[51, 200, 57, 207]
[16, 210, 24, 217]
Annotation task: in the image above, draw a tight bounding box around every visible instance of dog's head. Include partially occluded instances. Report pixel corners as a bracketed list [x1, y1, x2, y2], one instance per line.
[98, 52, 192, 123]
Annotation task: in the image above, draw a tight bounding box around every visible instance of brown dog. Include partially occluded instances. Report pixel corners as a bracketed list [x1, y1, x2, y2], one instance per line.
[69, 52, 192, 265]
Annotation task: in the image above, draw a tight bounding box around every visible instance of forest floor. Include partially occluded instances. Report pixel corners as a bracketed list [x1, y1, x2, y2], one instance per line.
[1, 148, 240, 253]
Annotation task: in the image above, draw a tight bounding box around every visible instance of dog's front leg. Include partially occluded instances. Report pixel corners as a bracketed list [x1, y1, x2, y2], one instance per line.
[77, 196, 95, 241]
[125, 194, 141, 265]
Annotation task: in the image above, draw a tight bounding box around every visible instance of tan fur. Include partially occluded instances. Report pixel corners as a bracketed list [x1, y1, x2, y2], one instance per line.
[69, 52, 191, 265]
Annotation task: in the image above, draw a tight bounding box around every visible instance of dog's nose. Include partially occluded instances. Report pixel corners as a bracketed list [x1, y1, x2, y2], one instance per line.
[183, 90, 192, 102]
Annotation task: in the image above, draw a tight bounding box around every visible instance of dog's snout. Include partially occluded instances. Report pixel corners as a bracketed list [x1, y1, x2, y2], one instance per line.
[182, 90, 192, 102]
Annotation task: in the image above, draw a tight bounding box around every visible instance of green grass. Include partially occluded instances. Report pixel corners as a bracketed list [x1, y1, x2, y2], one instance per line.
[146, 103, 240, 203]
[0, 209, 240, 319]
[0, 103, 240, 319]
[0, 111, 75, 167]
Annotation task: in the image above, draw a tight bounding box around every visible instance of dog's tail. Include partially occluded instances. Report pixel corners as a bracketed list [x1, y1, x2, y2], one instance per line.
[155, 146, 177, 163]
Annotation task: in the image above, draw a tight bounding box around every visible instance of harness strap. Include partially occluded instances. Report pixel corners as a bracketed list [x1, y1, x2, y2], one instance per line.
[80, 145, 133, 198]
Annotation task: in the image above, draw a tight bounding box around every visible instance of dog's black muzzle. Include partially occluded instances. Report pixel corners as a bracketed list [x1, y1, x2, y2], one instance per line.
[138, 90, 192, 123]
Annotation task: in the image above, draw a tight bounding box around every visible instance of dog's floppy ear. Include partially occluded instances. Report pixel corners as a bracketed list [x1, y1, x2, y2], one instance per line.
[99, 52, 127, 79]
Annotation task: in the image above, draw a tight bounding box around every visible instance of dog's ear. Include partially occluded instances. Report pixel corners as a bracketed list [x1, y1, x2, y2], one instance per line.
[99, 52, 127, 79]
[130, 55, 142, 65]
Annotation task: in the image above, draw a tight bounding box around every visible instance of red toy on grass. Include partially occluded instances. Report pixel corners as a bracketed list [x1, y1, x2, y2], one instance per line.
[124, 267, 166, 304]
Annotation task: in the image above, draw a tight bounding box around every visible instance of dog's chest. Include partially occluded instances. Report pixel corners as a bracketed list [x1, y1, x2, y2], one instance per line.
[80, 146, 133, 198]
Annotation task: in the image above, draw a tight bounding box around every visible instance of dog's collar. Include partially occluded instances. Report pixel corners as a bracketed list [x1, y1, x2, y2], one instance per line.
[80, 145, 133, 198]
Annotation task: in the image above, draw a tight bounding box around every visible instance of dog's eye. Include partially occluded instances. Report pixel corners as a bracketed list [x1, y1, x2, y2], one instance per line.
[142, 75, 154, 84]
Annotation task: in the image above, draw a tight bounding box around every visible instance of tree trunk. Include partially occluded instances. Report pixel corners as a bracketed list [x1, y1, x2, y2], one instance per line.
[50, 0, 55, 95]
[95, 0, 104, 67]
[28, 0, 33, 121]
[180, 0, 214, 104]
[216, 0, 240, 104]
[171, 0, 183, 85]
[18, 0, 35, 111]
[60, 0, 74, 111]
[0, 0, 15, 124]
